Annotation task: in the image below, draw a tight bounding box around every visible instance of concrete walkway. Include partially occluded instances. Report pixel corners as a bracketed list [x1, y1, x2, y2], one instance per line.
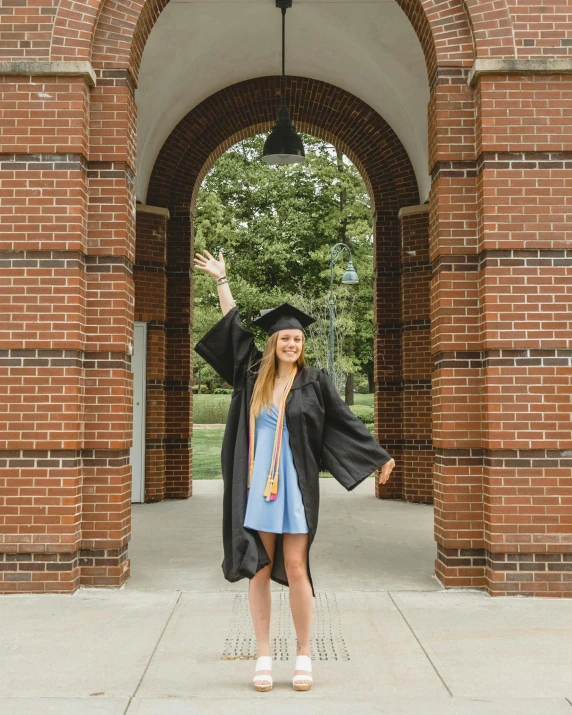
[1, 479, 572, 714]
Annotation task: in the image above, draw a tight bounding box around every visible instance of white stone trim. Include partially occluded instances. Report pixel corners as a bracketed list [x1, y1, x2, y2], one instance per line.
[136, 204, 170, 219]
[0, 61, 97, 87]
[398, 204, 429, 220]
[468, 59, 572, 86]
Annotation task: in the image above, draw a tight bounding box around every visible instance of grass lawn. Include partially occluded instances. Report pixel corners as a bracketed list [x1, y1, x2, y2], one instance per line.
[192, 428, 224, 479]
[192, 392, 375, 480]
[193, 391, 373, 425]
[353, 393, 374, 406]
[193, 393, 231, 424]
[192, 428, 348, 480]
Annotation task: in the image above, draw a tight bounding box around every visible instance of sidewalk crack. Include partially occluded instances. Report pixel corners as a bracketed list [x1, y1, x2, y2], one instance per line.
[388, 591, 452, 697]
[126, 591, 183, 709]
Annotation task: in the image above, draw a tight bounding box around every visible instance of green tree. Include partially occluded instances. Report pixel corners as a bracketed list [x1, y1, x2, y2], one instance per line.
[193, 134, 375, 398]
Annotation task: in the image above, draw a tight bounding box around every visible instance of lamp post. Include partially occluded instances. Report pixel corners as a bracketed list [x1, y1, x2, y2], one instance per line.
[329, 243, 359, 382]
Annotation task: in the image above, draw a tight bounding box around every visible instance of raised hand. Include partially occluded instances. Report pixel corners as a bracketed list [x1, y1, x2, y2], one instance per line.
[194, 249, 226, 280]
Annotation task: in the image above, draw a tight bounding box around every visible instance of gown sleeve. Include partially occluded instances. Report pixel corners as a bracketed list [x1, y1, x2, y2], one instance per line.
[194, 306, 262, 389]
[317, 367, 392, 491]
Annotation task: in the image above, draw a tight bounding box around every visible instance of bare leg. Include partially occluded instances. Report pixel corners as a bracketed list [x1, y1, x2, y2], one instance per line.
[283, 533, 312, 686]
[248, 531, 276, 680]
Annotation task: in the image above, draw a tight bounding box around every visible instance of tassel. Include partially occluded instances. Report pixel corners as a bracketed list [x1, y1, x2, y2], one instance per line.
[248, 365, 297, 501]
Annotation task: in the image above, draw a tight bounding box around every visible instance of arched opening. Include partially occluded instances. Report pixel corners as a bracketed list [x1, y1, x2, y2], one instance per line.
[11, 0, 571, 600]
[126, 71, 434, 591]
[82, 0, 445, 592]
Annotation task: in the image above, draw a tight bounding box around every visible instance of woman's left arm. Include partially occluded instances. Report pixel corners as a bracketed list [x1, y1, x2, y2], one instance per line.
[317, 368, 395, 490]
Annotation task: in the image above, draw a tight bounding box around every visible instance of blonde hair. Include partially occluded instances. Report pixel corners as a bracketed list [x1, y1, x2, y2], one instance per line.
[250, 330, 306, 417]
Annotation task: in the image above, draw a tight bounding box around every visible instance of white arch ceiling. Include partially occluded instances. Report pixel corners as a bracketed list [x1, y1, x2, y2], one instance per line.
[136, 0, 430, 203]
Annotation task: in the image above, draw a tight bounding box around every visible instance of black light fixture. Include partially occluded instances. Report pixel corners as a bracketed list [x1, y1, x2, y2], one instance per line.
[262, 0, 305, 165]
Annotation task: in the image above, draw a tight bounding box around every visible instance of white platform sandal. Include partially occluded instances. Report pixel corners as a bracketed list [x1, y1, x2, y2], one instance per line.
[252, 655, 273, 692]
[292, 654, 313, 691]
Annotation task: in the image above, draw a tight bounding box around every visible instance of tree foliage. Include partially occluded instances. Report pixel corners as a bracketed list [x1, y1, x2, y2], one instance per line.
[193, 134, 375, 394]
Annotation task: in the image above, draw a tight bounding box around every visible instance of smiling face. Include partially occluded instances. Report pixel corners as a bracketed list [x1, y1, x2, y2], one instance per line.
[275, 329, 304, 364]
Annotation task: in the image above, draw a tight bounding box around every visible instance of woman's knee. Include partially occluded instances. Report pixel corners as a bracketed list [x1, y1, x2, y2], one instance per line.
[251, 560, 273, 584]
[285, 558, 308, 583]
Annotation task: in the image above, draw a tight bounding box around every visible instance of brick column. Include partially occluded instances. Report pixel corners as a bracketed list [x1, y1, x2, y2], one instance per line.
[0, 72, 92, 592]
[430, 67, 486, 589]
[399, 205, 433, 503]
[374, 212, 403, 500]
[164, 212, 193, 499]
[473, 71, 572, 597]
[135, 205, 169, 502]
[80, 69, 137, 587]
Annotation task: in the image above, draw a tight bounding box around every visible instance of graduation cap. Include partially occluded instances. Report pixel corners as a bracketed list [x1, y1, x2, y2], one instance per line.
[251, 302, 316, 336]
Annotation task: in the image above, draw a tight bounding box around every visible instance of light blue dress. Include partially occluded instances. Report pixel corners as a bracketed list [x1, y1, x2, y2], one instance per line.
[243, 403, 309, 534]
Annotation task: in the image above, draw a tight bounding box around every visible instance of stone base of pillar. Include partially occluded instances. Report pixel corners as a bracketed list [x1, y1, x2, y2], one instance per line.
[436, 545, 572, 597]
[0, 551, 81, 593]
[435, 544, 486, 590]
[0, 545, 131, 593]
[79, 545, 130, 588]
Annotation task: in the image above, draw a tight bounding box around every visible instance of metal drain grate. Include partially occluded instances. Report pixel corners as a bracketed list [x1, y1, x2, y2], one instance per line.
[221, 591, 350, 661]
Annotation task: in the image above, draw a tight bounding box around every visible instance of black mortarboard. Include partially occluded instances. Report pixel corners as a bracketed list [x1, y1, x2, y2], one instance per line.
[251, 302, 316, 336]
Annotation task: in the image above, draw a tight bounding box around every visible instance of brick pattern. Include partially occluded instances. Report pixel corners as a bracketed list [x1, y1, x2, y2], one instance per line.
[51, 0, 101, 61]
[135, 209, 167, 501]
[2, 1, 572, 84]
[164, 215, 193, 499]
[2, 1, 572, 600]
[399, 209, 433, 503]
[148, 76, 418, 214]
[79, 544, 129, 588]
[437, 544, 572, 597]
[0, 153, 88, 254]
[0, 544, 129, 593]
[88, 0, 473, 83]
[0, 449, 82, 563]
[374, 213, 403, 501]
[0, 78, 89, 155]
[0, 551, 80, 593]
[506, 1, 572, 58]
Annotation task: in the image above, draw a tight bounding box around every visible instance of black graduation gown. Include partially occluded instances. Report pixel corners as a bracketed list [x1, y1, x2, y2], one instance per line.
[194, 306, 392, 597]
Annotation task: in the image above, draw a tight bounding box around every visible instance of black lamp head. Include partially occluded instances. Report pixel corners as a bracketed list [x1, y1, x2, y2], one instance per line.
[261, 0, 305, 165]
[262, 102, 305, 165]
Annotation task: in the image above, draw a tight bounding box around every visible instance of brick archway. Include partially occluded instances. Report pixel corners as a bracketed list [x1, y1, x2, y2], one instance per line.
[136, 75, 430, 513]
[48, 0, 477, 79]
[1, 0, 572, 597]
[147, 76, 418, 212]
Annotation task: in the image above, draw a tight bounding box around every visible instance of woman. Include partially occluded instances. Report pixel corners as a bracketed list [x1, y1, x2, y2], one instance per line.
[193, 249, 395, 693]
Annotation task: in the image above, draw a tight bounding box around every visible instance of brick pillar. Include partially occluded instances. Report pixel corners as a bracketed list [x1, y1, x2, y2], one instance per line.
[135, 205, 169, 502]
[0, 74, 91, 592]
[399, 205, 433, 503]
[374, 212, 403, 500]
[430, 67, 486, 589]
[474, 73, 572, 597]
[80, 69, 137, 587]
[164, 213, 193, 499]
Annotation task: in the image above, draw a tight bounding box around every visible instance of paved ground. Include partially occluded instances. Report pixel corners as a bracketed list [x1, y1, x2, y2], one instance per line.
[2, 479, 572, 714]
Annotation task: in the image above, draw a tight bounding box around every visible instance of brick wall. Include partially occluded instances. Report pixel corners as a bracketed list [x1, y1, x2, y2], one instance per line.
[0, 0, 571, 597]
[134, 206, 168, 501]
[400, 207, 433, 503]
[430, 68, 572, 596]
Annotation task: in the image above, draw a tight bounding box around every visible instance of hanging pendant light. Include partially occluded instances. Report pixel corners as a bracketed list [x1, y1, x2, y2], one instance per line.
[262, 0, 305, 165]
